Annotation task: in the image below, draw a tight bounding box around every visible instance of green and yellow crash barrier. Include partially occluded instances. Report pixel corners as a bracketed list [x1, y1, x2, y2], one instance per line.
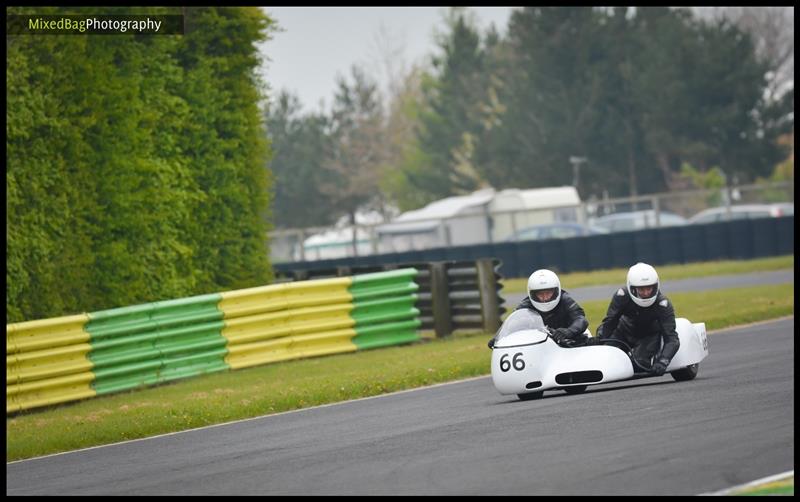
[225, 327, 358, 369]
[218, 277, 352, 318]
[6, 314, 95, 413]
[221, 269, 420, 370]
[7, 314, 91, 354]
[350, 270, 422, 349]
[7, 268, 421, 413]
[85, 294, 228, 396]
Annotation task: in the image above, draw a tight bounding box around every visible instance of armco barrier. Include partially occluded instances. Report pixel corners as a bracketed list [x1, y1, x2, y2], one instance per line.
[6, 269, 420, 413]
[86, 294, 228, 397]
[275, 259, 506, 338]
[6, 315, 96, 414]
[221, 269, 420, 370]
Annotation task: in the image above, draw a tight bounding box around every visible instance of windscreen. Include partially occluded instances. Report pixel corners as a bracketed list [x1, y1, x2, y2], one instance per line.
[495, 309, 546, 342]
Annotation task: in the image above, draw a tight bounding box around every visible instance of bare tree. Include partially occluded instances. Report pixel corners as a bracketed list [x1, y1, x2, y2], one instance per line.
[365, 21, 411, 113]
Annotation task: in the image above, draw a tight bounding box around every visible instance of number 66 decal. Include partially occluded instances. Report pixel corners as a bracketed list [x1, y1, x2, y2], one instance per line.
[499, 352, 525, 372]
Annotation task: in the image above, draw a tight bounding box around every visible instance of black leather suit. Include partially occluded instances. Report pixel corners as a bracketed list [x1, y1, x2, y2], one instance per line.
[596, 287, 680, 368]
[514, 290, 589, 338]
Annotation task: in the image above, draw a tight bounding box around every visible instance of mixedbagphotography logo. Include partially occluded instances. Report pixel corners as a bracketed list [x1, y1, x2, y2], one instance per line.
[7, 14, 184, 35]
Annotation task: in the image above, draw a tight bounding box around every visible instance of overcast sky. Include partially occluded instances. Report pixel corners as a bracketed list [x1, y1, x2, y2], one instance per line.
[257, 7, 516, 114]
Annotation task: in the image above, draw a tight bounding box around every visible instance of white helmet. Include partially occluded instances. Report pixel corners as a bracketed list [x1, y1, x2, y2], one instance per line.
[527, 269, 561, 312]
[627, 262, 659, 308]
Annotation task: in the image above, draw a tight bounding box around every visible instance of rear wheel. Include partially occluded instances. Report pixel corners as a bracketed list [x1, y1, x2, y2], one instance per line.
[563, 385, 588, 395]
[518, 391, 544, 401]
[671, 364, 699, 381]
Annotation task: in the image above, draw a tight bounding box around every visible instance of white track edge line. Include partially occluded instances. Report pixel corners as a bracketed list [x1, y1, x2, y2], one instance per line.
[698, 469, 794, 495]
[7, 374, 490, 465]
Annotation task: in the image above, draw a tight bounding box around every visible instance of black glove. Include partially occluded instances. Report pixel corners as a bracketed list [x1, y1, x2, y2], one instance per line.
[650, 359, 669, 376]
[584, 337, 598, 346]
[550, 328, 572, 344]
[595, 326, 605, 339]
[487, 338, 495, 349]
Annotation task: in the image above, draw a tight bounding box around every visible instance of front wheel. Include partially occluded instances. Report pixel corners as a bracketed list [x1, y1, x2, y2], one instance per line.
[671, 364, 699, 381]
[563, 385, 588, 395]
[518, 391, 544, 401]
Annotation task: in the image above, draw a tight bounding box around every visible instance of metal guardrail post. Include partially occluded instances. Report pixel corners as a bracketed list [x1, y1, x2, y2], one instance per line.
[430, 262, 453, 338]
[653, 196, 661, 228]
[369, 225, 379, 255]
[724, 186, 733, 221]
[476, 258, 501, 333]
[484, 205, 493, 243]
[299, 228, 306, 262]
[510, 211, 519, 241]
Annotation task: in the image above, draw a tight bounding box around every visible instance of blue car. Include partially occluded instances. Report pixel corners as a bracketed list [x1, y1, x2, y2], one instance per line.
[590, 210, 687, 233]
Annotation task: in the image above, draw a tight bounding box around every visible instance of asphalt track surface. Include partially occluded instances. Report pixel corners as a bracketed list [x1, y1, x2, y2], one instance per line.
[7, 317, 794, 495]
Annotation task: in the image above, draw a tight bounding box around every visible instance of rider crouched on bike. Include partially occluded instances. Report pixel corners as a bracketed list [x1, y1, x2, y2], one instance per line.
[596, 262, 680, 376]
[488, 269, 592, 348]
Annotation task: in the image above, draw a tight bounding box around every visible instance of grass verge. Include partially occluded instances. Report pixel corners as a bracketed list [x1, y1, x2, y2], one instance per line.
[7, 282, 794, 462]
[732, 476, 794, 496]
[502, 255, 794, 293]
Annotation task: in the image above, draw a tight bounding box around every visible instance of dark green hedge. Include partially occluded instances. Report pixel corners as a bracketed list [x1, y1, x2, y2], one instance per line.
[7, 7, 276, 322]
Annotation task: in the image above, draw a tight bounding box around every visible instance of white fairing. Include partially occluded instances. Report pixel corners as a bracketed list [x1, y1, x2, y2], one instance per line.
[491, 310, 709, 396]
[665, 318, 709, 370]
[491, 334, 634, 395]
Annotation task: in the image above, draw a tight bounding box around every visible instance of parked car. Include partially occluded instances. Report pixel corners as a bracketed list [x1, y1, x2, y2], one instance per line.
[687, 203, 794, 224]
[506, 222, 609, 242]
[590, 210, 688, 233]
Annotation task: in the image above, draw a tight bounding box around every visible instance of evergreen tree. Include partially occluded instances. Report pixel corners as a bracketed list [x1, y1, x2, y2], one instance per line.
[474, 6, 791, 197]
[478, 7, 615, 194]
[265, 90, 336, 229]
[410, 8, 492, 203]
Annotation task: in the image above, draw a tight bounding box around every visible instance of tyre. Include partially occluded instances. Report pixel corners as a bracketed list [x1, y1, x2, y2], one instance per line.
[671, 364, 699, 381]
[563, 385, 588, 395]
[518, 391, 544, 401]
